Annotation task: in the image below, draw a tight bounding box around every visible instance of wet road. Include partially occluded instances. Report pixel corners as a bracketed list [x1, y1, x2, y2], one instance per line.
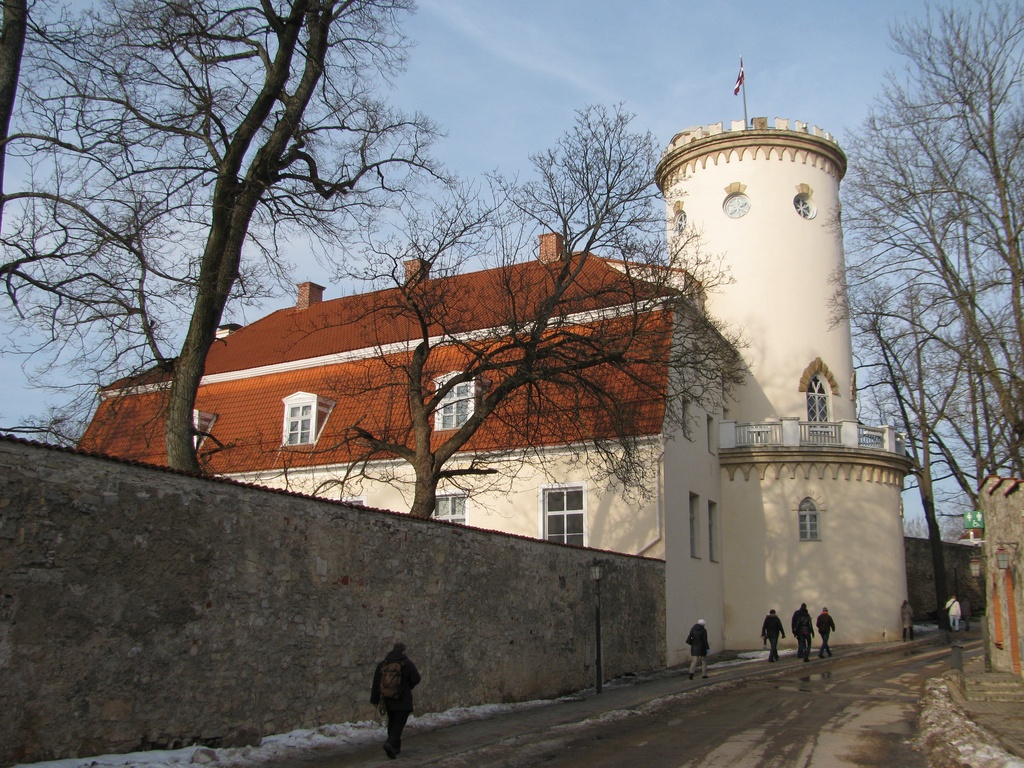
[272, 641, 963, 768]
[433, 645, 953, 767]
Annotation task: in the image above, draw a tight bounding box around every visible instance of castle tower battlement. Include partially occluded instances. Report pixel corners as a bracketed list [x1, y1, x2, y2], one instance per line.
[657, 117, 847, 191]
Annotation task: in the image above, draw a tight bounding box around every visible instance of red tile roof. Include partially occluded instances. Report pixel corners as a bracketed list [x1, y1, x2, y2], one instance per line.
[80, 256, 675, 474]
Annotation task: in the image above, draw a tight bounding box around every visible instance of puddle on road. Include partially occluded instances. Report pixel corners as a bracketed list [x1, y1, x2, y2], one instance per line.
[795, 671, 833, 691]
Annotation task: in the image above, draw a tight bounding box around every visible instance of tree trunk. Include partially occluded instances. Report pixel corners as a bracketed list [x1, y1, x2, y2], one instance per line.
[408, 457, 438, 519]
[0, 0, 28, 228]
[920, 489, 949, 630]
[164, 189, 251, 471]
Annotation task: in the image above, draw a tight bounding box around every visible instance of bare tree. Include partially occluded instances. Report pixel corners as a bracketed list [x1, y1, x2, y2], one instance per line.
[844, 0, 1024, 623]
[0, 0, 438, 469]
[0, 0, 27, 227]
[903, 514, 964, 542]
[852, 281, 965, 615]
[320, 106, 742, 518]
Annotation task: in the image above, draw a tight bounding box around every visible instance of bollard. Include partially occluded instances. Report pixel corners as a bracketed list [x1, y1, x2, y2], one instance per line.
[951, 643, 964, 672]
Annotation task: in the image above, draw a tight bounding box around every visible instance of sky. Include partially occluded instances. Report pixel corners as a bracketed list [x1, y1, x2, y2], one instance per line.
[0, 0, 937, 495]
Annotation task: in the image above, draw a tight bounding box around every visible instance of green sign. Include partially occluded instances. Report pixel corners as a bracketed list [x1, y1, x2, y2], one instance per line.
[964, 509, 984, 529]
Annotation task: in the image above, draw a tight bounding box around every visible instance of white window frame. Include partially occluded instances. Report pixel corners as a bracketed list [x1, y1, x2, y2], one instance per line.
[282, 391, 335, 446]
[433, 493, 468, 525]
[799, 498, 821, 541]
[539, 483, 587, 547]
[435, 373, 476, 431]
[806, 375, 829, 423]
[192, 409, 217, 449]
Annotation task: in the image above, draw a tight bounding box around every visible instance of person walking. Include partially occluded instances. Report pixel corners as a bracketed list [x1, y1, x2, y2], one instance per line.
[816, 607, 835, 658]
[960, 597, 972, 632]
[946, 595, 962, 632]
[760, 609, 786, 662]
[793, 604, 814, 661]
[370, 642, 421, 759]
[686, 619, 710, 679]
[900, 599, 914, 641]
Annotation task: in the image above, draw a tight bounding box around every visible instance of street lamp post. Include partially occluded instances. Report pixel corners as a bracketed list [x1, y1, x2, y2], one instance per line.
[590, 560, 604, 695]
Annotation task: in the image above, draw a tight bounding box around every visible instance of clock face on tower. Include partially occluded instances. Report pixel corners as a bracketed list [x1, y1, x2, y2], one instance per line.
[723, 193, 750, 219]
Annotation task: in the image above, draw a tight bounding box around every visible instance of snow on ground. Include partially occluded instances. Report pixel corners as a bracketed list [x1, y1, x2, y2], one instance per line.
[11, 700, 560, 768]
[14, 637, 1022, 768]
[918, 677, 1024, 768]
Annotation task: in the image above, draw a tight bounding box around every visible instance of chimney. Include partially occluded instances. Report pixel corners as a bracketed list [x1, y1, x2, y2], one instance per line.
[538, 232, 565, 263]
[296, 281, 325, 310]
[215, 323, 242, 339]
[404, 258, 429, 284]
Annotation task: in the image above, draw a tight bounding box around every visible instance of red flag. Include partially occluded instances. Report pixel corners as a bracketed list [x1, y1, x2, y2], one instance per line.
[733, 59, 744, 95]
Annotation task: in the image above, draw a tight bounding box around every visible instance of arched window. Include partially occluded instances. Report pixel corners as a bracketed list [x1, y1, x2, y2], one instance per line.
[798, 498, 820, 541]
[806, 375, 829, 422]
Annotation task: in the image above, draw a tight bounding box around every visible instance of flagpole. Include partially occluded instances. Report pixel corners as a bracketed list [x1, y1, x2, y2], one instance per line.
[740, 56, 748, 127]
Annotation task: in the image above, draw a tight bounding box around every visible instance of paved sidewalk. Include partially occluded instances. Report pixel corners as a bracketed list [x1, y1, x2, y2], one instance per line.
[948, 646, 1024, 759]
[270, 635, 950, 767]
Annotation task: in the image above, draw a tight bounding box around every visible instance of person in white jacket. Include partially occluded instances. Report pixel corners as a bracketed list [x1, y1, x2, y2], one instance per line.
[946, 596, 962, 632]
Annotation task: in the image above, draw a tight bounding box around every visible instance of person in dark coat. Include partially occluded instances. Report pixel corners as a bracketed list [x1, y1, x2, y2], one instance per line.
[792, 603, 814, 661]
[816, 607, 836, 658]
[960, 597, 972, 632]
[686, 619, 710, 679]
[760, 609, 786, 662]
[370, 642, 421, 759]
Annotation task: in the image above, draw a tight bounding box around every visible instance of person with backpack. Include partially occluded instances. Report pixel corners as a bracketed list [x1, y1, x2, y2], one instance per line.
[760, 609, 786, 662]
[792, 603, 814, 662]
[686, 619, 711, 679]
[816, 607, 835, 658]
[370, 642, 421, 759]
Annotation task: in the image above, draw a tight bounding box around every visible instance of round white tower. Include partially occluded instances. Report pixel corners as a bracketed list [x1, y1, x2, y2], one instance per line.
[656, 117, 855, 424]
[657, 118, 912, 648]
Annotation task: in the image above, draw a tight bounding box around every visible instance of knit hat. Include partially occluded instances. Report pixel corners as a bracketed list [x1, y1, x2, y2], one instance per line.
[392, 642, 406, 654]
[697, 619, 706, 626]
[822, 607, 828, 612]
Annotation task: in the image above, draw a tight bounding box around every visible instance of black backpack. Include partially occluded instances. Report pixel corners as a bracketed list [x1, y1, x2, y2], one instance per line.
[796, 613, 813, 635]
[379, 659, 404, 699]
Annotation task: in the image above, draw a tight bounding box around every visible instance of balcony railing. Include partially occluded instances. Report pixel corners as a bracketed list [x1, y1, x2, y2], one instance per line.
[725, 419, 904, 455]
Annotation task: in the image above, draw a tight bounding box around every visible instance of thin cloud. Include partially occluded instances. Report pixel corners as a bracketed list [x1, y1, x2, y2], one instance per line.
[418, 0, 618, 103]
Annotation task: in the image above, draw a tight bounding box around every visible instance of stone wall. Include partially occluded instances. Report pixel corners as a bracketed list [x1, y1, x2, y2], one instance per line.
[979, 477, 1023, 676]
[904, 537, 986, 623]
[0, 438, 665, 766]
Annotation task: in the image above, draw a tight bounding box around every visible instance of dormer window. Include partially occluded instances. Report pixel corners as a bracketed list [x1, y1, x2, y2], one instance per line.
[282, 392, 334, 446]
[193, 410, 217, 449]
[435, 373, 476, 430]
